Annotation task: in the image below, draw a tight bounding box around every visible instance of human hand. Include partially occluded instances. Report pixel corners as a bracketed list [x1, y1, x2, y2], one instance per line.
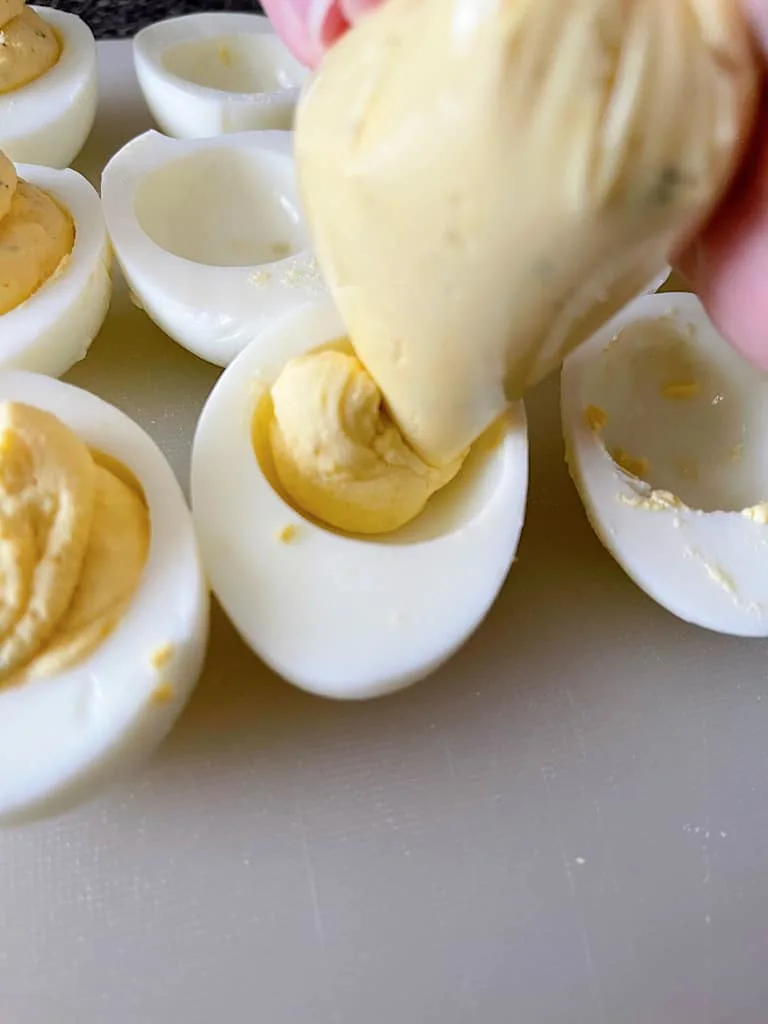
[672, 0, 768, 370]
[259, 0, 383, 68]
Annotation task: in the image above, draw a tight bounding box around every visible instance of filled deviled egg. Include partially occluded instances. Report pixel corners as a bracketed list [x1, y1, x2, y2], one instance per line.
[0, 2, 97, 168]
[562, 291, 768, 637]
[0, 372, 209, 824]
[134, 12, 309, 139]
[101, 129, 328, 367]
[190, 301, 529, 700]
[0, 150, 111, 376]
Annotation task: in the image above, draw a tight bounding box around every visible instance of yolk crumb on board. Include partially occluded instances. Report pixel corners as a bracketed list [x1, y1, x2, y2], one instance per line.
[277, 523, 298, 544]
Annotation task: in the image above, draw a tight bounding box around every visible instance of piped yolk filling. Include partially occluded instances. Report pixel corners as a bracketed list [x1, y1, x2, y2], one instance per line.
[0, 1, 60, 95]
[0, 150, 74, 316]
[266, 348, 466, 535]
[0, 402, 150, 687]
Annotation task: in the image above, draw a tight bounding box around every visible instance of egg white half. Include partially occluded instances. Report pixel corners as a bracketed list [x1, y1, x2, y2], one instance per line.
[0, 8, 97, 168]
[190, 301, 529, 700]
[2, 164, 111, 377]
[562, 291, 768, 636]
[0, 372, 209, 825]
[134, 12, 309, 139]
[101, 128, 327, 367]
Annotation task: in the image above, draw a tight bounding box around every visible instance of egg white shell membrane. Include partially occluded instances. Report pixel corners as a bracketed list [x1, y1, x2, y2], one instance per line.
[134, 12, 309, 139]
[0, 372, 209, 824]
[0, 8, 97, 169]
[1, 164, 111, 377]
[190, 301, 529, 700]
[562, 291, 768, 637]
[101, 129, 328, 367]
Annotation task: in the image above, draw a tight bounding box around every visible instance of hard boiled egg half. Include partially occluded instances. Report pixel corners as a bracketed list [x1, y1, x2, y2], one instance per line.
[190, 301, 529, 700]
[0, 4, 97, 168]
[0, 372, 209, 824]
[562, 291, 768, 636]
[101, 129, 327, 367]
[0, 153, 111, 376]
[134, 12, 309, 139]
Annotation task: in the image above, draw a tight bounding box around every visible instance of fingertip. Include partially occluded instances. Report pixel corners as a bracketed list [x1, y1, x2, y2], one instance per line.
[679, 238, 768, 373]
[676, 76, 768, 373]
[261, 0, 346, 67]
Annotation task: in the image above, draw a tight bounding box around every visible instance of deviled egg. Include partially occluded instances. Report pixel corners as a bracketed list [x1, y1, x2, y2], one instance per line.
[134, 12, 309, 139]
[0, 3, 97, 168]
[562, 291, 768, 637]
[0, 151, 111, 376]
[190, 301, 529, 700]
[101, 129, 327, 367]
[0, 371, 209, 824]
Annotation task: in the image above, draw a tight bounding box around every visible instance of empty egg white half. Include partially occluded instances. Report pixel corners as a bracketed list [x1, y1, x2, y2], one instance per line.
[101, 129, 328, 367]
[561, 291, 768, 636]
[3, 163, 111, 376]
[190, 301, 529, 700]
[0, 7, 97, 168]
[0, 372, 209, 825]
[134, 12, 309, 139]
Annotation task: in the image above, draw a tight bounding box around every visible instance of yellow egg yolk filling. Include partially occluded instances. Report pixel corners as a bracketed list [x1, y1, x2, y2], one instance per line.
[0, 150, 75, 316]
[0, 402, 150, 687]
[268, 349, 466, 535]
[0, 1, 60, 95]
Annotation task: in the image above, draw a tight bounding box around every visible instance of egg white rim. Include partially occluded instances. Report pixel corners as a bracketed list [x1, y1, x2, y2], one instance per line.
[0, 164, 110, 372]
[0, 8, 96, 143]
[190, 300, 529, 700]
[133, 12, 305, 107]
[0, 372, 209, 823]
[561, 290, 768, 637]
[101, 128, 327, 366]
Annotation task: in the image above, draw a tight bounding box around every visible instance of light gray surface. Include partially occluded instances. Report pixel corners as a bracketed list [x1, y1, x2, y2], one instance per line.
[1, 40, 767, 1024]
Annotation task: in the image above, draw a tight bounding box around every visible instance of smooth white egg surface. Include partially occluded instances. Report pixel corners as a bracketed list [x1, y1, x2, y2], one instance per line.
[101, 129, 328, 367]
[134, 12, 309, 139]
[0, 8, 97, 168]
[190, 301, 529, 700]
[562, 291, 768, 637]
[0, 372, 209, 825]
[3, 163, 111, 376]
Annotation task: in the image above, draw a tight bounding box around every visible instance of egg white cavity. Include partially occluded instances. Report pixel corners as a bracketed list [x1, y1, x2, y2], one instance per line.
[134, 13, 308, 139]
[190, 301, 529, 700]
[0, 8, 97, 168]
[163, 33, 304, 95]
[0, 372, 209, 825]
[102, 129, 327, 366]
[562, 291, 768, 637]
[135, 144, 305, 267]
[2, 164, 111, 377]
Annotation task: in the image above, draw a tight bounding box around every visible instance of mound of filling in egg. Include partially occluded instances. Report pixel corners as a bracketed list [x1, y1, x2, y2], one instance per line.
[0, 150, 74, 315]
[268, 347, 466, 534]
[0, 401, 150, 686]
[0, 0, 60, 95]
